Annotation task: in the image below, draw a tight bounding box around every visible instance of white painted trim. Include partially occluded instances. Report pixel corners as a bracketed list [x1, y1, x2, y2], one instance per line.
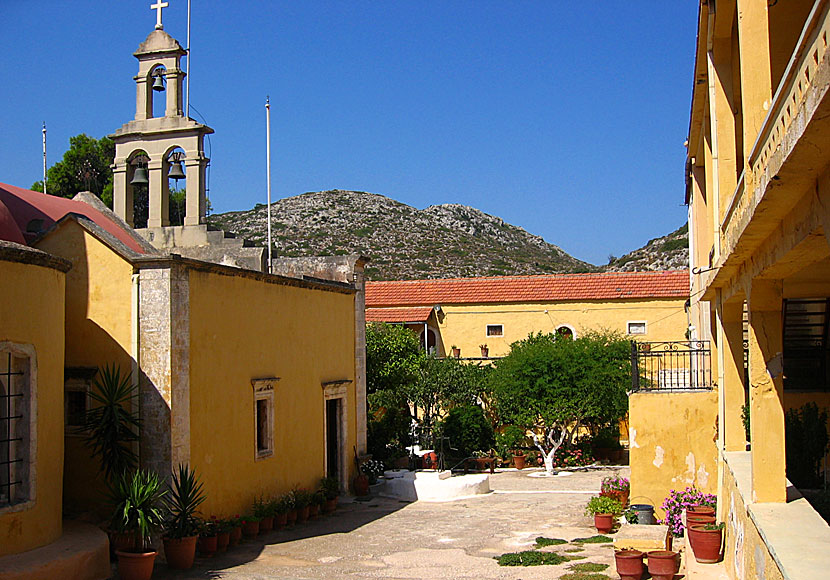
[626, 320, 648, 335]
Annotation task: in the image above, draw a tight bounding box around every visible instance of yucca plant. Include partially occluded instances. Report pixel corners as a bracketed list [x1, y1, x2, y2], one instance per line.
[163, 464, 206, 539]
[83, 364, 141, 481]
[109, 469, 167, 552]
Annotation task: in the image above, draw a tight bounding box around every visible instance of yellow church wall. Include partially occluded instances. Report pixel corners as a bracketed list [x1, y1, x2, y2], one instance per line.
[628, 391, 718, 521]
[0, 258, 66, 556]
[436, 298, 688, 359]
[188, 270, 357, 516]
[35, 222, 136, 512]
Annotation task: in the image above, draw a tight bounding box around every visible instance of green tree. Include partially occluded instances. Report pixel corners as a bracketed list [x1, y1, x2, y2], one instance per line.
[488, 330, 630, 474]
[32, 133, 115, 207]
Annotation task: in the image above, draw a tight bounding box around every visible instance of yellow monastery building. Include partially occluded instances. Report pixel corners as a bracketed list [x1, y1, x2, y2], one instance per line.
[686, 0, 830, 578]
[0, 16, 366, 578]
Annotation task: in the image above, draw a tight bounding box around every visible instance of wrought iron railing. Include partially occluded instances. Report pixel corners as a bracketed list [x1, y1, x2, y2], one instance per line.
[631, 341, 713, 392]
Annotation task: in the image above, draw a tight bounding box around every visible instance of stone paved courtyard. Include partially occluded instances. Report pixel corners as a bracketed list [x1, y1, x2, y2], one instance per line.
[148, 466, 631, 580]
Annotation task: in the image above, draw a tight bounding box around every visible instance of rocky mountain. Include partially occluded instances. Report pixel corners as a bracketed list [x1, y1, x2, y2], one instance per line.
[208, 189, 686, 280]
[604, 224, 689, 272]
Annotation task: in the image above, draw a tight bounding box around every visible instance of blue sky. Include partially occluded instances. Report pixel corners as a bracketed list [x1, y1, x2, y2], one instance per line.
[1, 2, 698, 266]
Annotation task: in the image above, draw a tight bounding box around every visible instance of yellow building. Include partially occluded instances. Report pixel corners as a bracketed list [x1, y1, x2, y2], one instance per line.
[366, 270, 689, 359]
[686, 1, 830, 577]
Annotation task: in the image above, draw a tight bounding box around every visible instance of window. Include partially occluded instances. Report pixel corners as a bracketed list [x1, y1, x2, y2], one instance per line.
[486, 324, 504, 337]
[64, 368, 96, 435]
[251, 377, 278, 459]
[556, 325, 575, 340]
[627, 321, 647, 335]
[0, 344, 34, 509]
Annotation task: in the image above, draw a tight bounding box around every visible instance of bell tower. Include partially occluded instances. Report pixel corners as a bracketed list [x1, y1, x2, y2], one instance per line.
[110, 3, 213, 236]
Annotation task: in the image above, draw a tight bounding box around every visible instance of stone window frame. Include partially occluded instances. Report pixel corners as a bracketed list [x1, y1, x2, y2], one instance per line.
[486, 324, 504, 337]
[555, 324, 577, 340]
[322, 380, 351, 491]
[64, 368, 97, 437]
[0, 342, 37, 514]
[252, 377, 279, 461]
[627, 321, 648, 335]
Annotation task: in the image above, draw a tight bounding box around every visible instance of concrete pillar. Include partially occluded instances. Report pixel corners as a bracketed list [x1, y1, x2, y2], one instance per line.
[166, 70, 183, 117]
[746, 278, 786, 503]
[717, 295, 747, 452]
[736, 0, 772, 163]
[147, 158, 169, 228]
[112, 162, 132, 226]
[353, 260, 368, 455]
[135, 75, 149, 121]
[709, 38, 739, 220]
[183, 157, 203, 226]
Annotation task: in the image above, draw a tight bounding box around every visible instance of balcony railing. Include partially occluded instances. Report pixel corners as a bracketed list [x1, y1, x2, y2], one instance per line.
[721, 1, 830, 242]
[631, 341, 712, 392]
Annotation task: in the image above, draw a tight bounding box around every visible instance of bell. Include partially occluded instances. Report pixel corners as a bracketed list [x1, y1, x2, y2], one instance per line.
[167, 160, 186, 181]
[152, 74, 165, 92]
[130, 166, 149, 186]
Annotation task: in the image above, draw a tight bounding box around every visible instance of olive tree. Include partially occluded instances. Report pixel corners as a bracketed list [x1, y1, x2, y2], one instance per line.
[488, 330, 630, 474]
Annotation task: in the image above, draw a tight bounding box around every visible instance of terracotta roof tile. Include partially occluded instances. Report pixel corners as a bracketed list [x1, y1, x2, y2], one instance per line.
[366, 271, 690, 307]
[365, 306, 434, 323]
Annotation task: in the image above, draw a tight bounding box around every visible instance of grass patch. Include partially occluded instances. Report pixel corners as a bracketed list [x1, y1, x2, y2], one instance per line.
[572, 535, 613, 544]
[559, 573, 611, 580]
[568, 563, 609, 572]
[495, 551, 568, 566]
[566, 555, 587, 560]
[564, 546, 585, 552]
[535, 536, 568, 547]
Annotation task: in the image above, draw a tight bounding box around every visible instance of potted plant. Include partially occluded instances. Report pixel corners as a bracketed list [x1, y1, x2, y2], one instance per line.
[660, 486, 716, 537]
[253, 496, 274, 533]
[294, 488, 313, 522]
[272, 494, 290, 527]
[228, 515, 243, 546]
[241, 514, 261, 538]
[615, 549, 645, 580]
[320, 477, 339, 512]
[162, 464, 205, 570]
[215, 517, 232, 553]
[110, 469, 167, 580]
[585, 495, 622, 533]
[451, 345, 460, 358]
[688, 522, 724, 563]
[197, 517, 218, 557]
[285, 490, 298, 525]
[309, 489, 325, 518]
[479, 344, 489, 357]
[600, 475, 630, 507]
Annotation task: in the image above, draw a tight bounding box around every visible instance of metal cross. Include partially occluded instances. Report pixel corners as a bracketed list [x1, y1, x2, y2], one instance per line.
[151, 1, 169, 30]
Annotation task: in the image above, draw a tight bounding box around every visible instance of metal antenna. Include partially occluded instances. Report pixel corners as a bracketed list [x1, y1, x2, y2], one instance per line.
[42, 122, 47, 193]
[266, 96, 272, 274]
[186, 0, 191, 118]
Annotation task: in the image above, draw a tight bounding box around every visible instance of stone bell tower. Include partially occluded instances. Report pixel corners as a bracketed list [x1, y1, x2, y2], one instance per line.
[110, 6, 213, 240]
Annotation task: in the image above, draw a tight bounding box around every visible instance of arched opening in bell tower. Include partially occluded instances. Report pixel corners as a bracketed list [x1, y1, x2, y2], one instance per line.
[166, 147, 187, 226]
[128, 150, 150, 229]
[149, 65, 167, 119]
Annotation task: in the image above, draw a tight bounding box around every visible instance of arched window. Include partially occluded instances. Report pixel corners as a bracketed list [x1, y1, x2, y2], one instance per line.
[166, 147, 186, 226]
[150, 65, 167, 118]
[556, 325, 575, 340]
[420, 328, 437, 354]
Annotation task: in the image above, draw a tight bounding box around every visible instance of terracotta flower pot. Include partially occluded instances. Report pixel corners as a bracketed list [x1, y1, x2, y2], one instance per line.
[229, 526, 242, 546]
[686, 513, 716, 531]
[116, 550, 157, 580]
[688, 505, 715, 516]
[216, 531, 230, 553]
[275, 512, 288, 527]
[354, 474, 370, 496]
[198, 534, 217, 557]
[615, 549, 645, 580]
[324, 498, 337, 513]
[297, 505, 310, 522]
[593, 513, 615, 533]
[513, 454, 526, 470]
[647, 550, 680, 580]
[109, 530, 137, 555]
[309, 504, 320, 518]
[259, 515, 274, 533]
[242, 520, 260, 538]
[287, 509, 298, 525]
[688, 524, 723, 563]
[600, 489, 630, 508]
[163, 535, 197, 570]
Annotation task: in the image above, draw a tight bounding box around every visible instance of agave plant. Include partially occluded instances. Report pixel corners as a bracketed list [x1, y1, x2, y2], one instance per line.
[163, 464, 206, 539]
[109, 469, 167, 552]
[83, 364, 141, 481]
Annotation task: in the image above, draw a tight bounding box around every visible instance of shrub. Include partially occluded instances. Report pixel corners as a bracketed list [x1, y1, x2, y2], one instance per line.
[584, 495, 622, 516]
[535, 536, 567, 546]
[785, 402, 829, 489]
[660, 486, 716, 537]
[436, 405, 495, 458]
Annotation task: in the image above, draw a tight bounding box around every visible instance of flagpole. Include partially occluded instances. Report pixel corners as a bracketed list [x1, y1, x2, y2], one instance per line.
[266, 96, 272, 274]
[42, 122, 47, 193]
[186, 0, 191, 118]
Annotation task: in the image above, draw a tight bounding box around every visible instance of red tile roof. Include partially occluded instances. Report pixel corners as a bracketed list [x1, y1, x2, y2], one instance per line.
[366, 271, 690, 307]
[0, 182, 147, 254]
[365, 306, 434, 323]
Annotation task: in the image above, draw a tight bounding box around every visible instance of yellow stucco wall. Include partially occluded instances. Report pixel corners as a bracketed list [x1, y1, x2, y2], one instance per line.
[36, 222, 135, 511]
[435, 298, 687, 359]
[188, 270, 357, 516]
[629, 391, 718, 520]
[0, 258, 66, 556]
